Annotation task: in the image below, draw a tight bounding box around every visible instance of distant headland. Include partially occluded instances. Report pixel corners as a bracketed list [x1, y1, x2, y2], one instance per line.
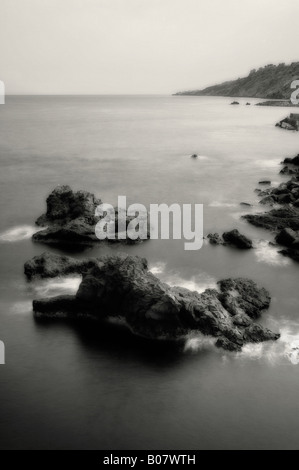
[174, 62, 299, 101]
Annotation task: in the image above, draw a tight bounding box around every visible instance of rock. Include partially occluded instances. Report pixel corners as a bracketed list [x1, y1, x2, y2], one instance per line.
[280, 166, 298, 175]
[282, 154, 299, 166]
[246, 102, 251, 106]
[191, 154, 198, 159]
[259, 180, 271, 185]
[231, 101, 239, 105]
[275, 228, 299, 246]
[24, 251, 99, 279]
[243, 206, 299, 231]
[207, 233, 224, 245]
[280, 248, 299, 262]
[240, 202, 252, 207]
[27, 252, 280, 352]
[276, 193, 294, 204]
[222, 229, 253, 249]
[259, 196, 277, 206]
[33, 185, 149, 245]
[276, 116, 299, 131]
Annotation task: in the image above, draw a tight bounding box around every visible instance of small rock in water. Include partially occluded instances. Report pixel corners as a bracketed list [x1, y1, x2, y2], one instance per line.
[240, 202, 252, 207]
[231, 101, 239, 105]
[191, 154, 198, 159]
[259, 180, 271, 185]
[222, 229, 253, 249]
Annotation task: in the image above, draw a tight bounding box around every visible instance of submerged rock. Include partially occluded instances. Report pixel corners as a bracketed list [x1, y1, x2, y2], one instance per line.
[33, 185, 149, 245]
[259, 180, 271, 185]
[231, 101, 239, 105]
[27, 252, 280, 352]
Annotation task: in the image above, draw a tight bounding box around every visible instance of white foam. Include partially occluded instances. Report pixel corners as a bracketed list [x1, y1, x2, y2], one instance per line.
[237, 321, 299, 365]
[10, 301, 32, 314]
[149, 262, 216, 293]
[30, 276, 82, 297]
[0, 225, 37, 242]
[184, 333, 216, 353]
[254, 240, 290, 266]
[149, 261, 166, 275]
[209, 201, 237, 208]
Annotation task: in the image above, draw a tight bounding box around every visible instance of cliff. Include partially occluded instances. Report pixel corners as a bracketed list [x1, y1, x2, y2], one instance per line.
[175, 62, 299, 99]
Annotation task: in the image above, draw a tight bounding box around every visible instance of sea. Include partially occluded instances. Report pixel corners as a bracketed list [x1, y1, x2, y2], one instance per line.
[0, 95, 298, 449]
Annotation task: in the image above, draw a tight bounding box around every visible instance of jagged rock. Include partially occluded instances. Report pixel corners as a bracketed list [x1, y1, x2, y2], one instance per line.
[276, 117, 299, 131]
[27, 252, 280, 352]
[33, 185, 149, 245]
[280, 166, 299, 175]
[275, 228, 299, 246]
[259, 196, 277, 206]
[243, 206, 299, 232]
[222, 229, 253, 249]
[282, 154, 299, 166]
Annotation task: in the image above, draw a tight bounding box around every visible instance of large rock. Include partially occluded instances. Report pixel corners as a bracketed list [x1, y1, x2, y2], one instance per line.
[282, 154, 299, 166]
[27, 252, 280, 352]
[33, 185, 149, 245]
[222, 229, 253, 249]
[275, 228, 299, 247]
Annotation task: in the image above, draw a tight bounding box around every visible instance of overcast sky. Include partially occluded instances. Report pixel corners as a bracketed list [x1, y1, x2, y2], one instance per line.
[1, 0, 298, 94]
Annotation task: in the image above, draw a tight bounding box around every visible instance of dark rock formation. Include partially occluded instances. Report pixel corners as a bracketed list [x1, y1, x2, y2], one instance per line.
[280, 166, 299, 175]
[33, 185, 149, 245]
[240, 202, 252, 207]
[207, 230, 253, 249]
[222, 229, 253, 249]
[191, 154, 198, 159]
[231, 101, 239, 105]
[275, 228, 299, 246]
[27, 252, 280, 352]
[282, 154, 299, 166]
[243, 206, 299, 231]
[276, 115, 299, 131]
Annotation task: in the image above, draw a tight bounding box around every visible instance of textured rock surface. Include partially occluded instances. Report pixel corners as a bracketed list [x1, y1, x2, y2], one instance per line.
[33, 185, 149, 245]
[27, 252, 280, 352]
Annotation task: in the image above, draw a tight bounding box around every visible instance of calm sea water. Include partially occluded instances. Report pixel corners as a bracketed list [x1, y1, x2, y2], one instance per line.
[0, 95, 299, 450]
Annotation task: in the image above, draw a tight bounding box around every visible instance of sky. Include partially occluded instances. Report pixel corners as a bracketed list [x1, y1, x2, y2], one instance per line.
[0, 0, 298, 95]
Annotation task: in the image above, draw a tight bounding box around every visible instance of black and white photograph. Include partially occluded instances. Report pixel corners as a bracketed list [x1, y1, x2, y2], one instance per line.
[0, 0, 299, 454]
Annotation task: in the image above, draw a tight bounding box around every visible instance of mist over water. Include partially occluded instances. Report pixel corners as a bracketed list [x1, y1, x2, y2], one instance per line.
[0, 95, 299, 450]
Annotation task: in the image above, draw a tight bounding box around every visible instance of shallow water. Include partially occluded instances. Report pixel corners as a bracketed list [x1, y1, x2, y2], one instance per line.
[0, 95, 299, 449]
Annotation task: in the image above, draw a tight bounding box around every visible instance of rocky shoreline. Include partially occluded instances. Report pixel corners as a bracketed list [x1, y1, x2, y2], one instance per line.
[243, 153, 299, 262]
[25, 252, 280, 352]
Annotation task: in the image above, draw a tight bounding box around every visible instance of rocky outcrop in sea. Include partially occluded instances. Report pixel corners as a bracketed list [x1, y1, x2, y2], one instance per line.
[33, 185, 149, 245]
[24, 252, 280, 352]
